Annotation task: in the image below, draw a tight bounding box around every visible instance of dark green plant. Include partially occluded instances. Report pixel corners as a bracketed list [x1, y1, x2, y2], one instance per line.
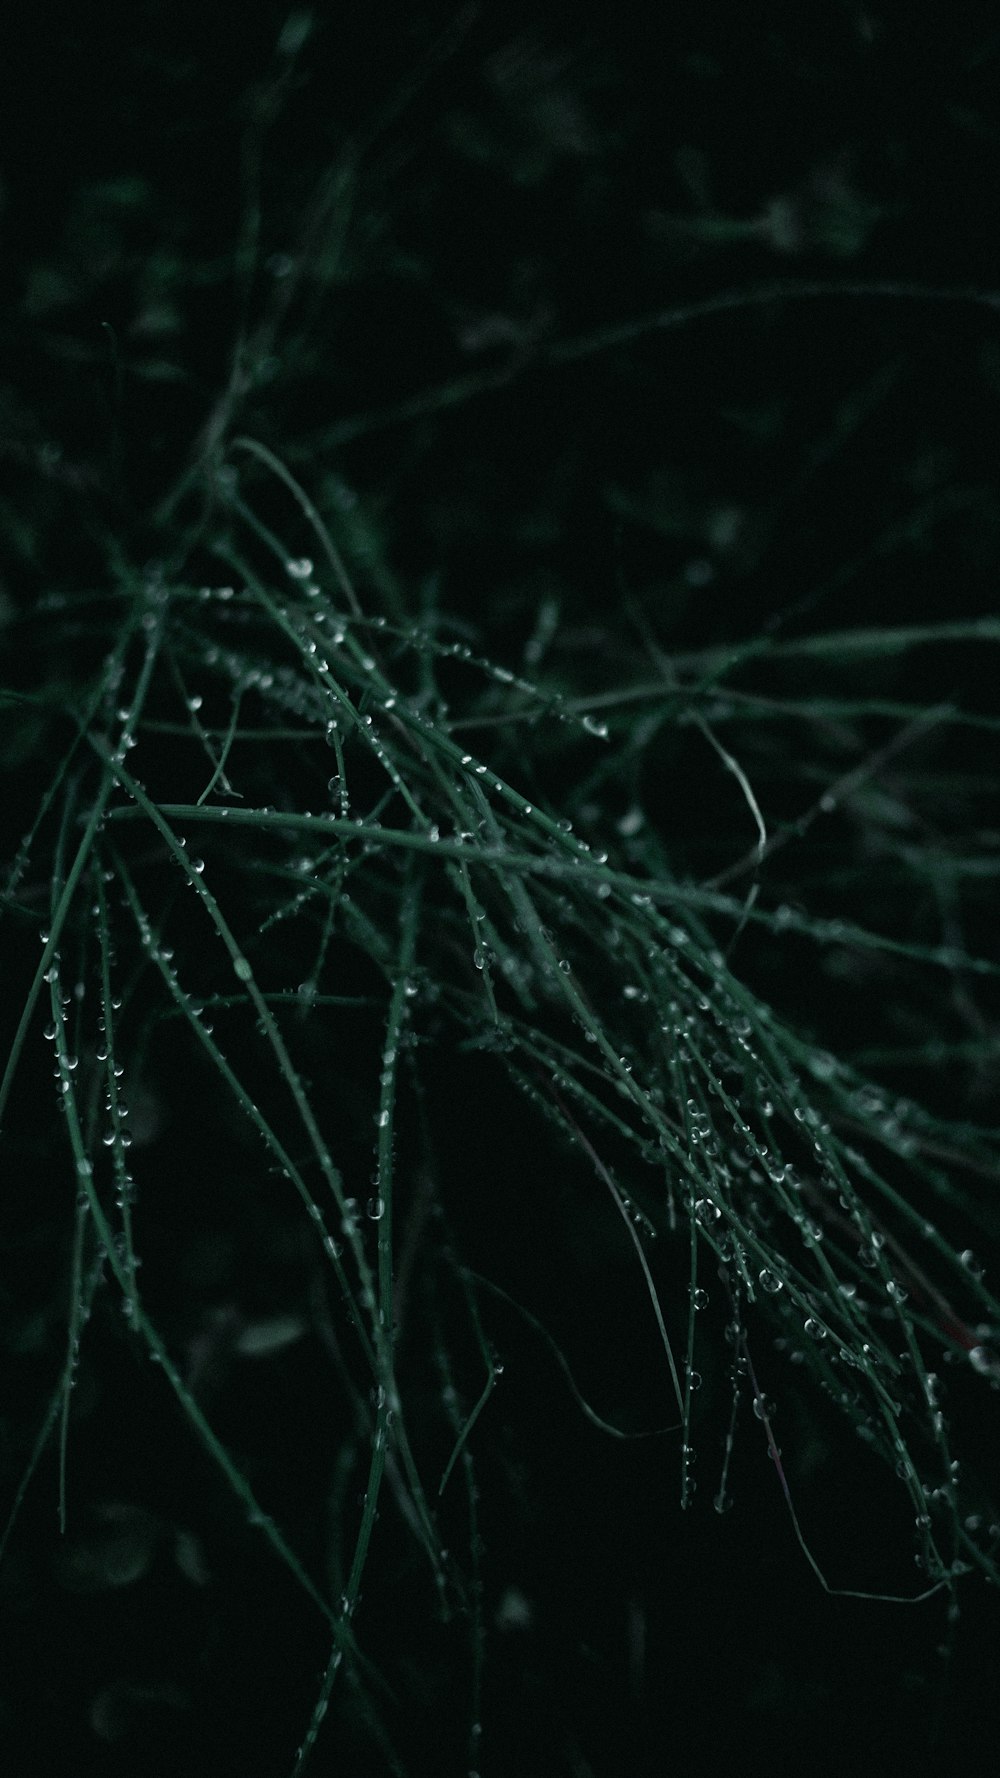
[2, 7, 1000, 1771]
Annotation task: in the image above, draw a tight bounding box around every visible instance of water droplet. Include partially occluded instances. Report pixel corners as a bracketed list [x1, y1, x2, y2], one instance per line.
[758, 1269, 783, 1295]
[233, 956, 253, 982]
[367, 1195, 385, 1221]
[286, 557, 314, 579]
[692, 1288, 709, 1310]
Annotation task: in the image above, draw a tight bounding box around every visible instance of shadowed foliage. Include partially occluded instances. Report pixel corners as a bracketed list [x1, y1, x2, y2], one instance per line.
[2, 4, 1000, 1772]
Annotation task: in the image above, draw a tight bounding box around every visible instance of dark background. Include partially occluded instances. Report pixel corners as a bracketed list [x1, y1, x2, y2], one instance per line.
[2, 3, 1000, 1773]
